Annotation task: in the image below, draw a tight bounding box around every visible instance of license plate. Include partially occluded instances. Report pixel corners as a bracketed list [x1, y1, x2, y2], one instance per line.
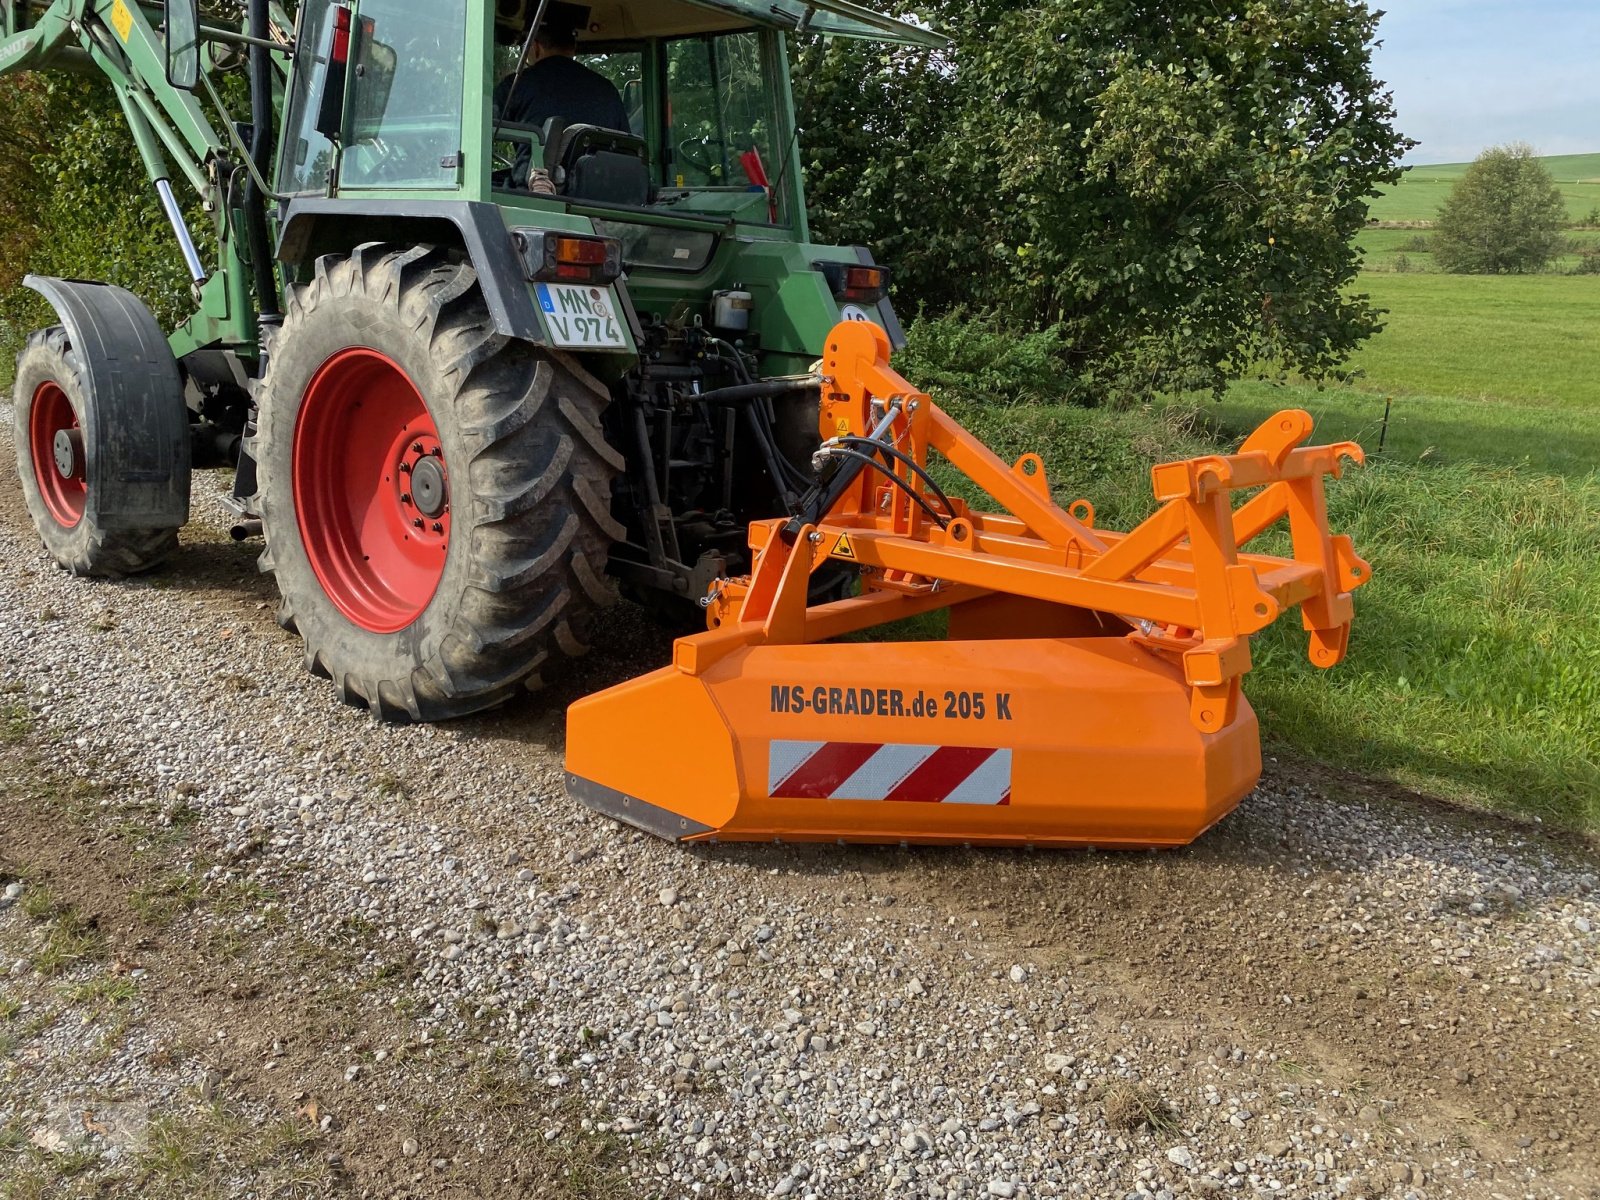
[534, 283, 627, 349]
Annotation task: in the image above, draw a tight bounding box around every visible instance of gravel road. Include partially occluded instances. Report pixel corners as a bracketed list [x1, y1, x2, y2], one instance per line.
[2, 411, 1598, 1200]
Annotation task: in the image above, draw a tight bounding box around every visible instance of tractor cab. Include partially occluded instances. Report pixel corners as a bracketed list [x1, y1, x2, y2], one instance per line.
[254, 0, 943, 633]
[275, 0, 938, 227]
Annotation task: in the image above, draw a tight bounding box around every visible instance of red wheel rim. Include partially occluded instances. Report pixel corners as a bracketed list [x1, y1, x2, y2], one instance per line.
[29, 382, 86, 529]
[292, 348, 450, 633]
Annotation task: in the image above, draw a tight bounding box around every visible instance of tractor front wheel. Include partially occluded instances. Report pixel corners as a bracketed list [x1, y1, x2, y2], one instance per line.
[12, 327, 181, 575]
[254, 243, 622, 721]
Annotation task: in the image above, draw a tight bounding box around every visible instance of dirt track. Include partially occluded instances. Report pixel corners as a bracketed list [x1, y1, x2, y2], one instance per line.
[2, 424, 1598, 1200]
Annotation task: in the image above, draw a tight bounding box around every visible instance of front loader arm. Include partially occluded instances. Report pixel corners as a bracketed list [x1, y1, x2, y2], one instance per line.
[2, 0, 225, 182]
[0, 0, 74, 72]
[2, 0, 294, 354]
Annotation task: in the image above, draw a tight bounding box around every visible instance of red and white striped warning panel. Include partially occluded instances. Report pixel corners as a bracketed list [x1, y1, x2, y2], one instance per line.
[767, 740, 1012, 805]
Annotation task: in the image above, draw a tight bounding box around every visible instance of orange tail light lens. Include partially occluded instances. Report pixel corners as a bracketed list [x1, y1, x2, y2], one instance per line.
[512, 229, 623, 285]
[816, 260, 891, 305]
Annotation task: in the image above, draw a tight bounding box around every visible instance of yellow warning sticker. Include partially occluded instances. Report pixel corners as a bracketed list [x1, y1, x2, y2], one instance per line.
[831, 532, 856, 560]
[110, 0, 133, 41]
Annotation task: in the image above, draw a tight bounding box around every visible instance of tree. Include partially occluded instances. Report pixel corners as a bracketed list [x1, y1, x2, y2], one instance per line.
[794, 0, 1412, 403]
[0, 77, 189, 384]
[1432, 143, 1567, 275]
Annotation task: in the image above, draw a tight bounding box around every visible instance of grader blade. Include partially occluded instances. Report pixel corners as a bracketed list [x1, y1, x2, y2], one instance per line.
[566, 322, 1368, 848]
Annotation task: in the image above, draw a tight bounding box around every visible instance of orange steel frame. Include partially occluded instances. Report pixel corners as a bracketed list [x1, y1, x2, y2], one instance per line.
[689, 321, 1369, 731]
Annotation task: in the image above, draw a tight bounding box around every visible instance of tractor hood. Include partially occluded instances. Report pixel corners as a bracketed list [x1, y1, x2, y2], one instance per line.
[582, 0, 945, 48]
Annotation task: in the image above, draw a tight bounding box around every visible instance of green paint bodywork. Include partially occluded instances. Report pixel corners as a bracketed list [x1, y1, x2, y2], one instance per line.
[0, 0, 916, 374]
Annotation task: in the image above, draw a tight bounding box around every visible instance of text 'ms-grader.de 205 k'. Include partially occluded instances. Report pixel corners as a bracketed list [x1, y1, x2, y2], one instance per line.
[0, 0, 1370, 848]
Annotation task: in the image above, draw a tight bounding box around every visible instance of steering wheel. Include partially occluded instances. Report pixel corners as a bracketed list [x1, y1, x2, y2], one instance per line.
[492, 140, 521, 175]
[676, 134, 725, 180]
[490, 124, 542, 188]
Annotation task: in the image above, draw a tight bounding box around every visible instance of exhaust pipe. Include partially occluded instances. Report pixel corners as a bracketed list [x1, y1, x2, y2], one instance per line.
[230, 519, 263, 541]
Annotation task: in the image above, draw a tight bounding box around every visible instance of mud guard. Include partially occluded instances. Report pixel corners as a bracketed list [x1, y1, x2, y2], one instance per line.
[22, 276, 190, 530]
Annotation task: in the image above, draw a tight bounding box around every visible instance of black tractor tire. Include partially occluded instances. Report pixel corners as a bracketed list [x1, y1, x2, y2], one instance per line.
[253, 243, 623, 721]
[12, 327, 179, 575]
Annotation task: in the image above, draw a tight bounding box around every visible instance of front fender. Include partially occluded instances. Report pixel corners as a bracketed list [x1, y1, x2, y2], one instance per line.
[21, 276, 190, 530]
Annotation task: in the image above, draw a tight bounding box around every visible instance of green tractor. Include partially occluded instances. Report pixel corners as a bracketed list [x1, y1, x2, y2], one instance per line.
[0, 0, 937, 719]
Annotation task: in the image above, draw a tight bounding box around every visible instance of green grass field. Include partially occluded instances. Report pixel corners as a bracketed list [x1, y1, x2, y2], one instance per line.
[1367, 150, 1600, 225]
[1159, 273, 1600, 830]
[1340, 274, 1600, 419]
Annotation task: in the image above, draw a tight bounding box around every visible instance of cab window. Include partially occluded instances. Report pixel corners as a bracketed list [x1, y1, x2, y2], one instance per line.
[663, 31, 781, 196]
[278, 0, 337, 194]
[581, 48, 646, 137]
[337, 0, 469, 189]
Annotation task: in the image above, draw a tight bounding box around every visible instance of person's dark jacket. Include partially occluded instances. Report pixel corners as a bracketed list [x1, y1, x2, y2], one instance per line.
[493, 54, 628, 134]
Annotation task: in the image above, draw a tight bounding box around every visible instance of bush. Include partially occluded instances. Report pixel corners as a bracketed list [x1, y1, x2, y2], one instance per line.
[0, 78, 190, 388]
[796, 0, 1411, 406]
[1573, 247, 1600, 275]
[1392, 253, 1413, 274]
[898, 312, 1075, 408]
[1400, 234, 1431, 252]
[1433, 143, 1567, 274]
[936, 395, 1211, 529]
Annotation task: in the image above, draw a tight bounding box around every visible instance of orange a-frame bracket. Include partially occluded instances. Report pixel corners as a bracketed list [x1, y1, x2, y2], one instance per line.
[696, 321, 1369, 734]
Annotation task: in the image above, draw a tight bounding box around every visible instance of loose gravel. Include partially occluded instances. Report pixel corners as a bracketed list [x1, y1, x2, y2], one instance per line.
[2, 410, 1598, 1199]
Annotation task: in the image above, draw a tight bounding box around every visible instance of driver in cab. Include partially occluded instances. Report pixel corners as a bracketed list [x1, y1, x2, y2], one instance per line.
[495, 1, 627, 192]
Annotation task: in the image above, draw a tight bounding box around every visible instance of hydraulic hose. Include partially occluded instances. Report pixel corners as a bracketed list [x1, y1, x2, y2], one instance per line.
[833, 435, 957, 521]
[692, 378, 818, 406]
[691, 374, 820, 501]
[816, 447, 951, 530]
[782, 405, 901, 542]
[244, 0, 280, 324]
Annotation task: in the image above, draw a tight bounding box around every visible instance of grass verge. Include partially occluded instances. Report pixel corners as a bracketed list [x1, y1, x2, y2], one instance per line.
[912, 263, 1600, 832]
[946, 388, 1599, 829]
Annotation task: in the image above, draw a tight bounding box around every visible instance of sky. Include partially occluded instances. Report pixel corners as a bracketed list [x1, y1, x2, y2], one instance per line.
[1370, 0, 1600, 164]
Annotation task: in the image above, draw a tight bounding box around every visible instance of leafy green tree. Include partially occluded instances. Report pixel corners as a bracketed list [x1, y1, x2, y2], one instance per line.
[795, 0, 1411, 403]
[0, 77, 189, 385]
[0, 76, 72, 357]
[1432, 143, 1567, 275]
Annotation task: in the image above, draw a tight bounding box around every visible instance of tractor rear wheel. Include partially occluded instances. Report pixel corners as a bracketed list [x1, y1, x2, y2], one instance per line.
[12, 327, 180, 575]
[254, 243, 622, 721]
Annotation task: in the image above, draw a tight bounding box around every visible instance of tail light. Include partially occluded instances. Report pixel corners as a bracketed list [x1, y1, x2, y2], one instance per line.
[513, 230, 623, 285]
[817, 261, 890, 305]
[330, 2, 353, 63]
[314, 4, 373, 139]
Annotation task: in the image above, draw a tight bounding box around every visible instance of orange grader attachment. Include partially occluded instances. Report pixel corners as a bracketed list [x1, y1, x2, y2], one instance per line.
[565, 321, 1369, 848]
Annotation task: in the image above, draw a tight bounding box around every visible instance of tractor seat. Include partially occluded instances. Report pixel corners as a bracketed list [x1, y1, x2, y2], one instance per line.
[543, 119, 652, 207]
